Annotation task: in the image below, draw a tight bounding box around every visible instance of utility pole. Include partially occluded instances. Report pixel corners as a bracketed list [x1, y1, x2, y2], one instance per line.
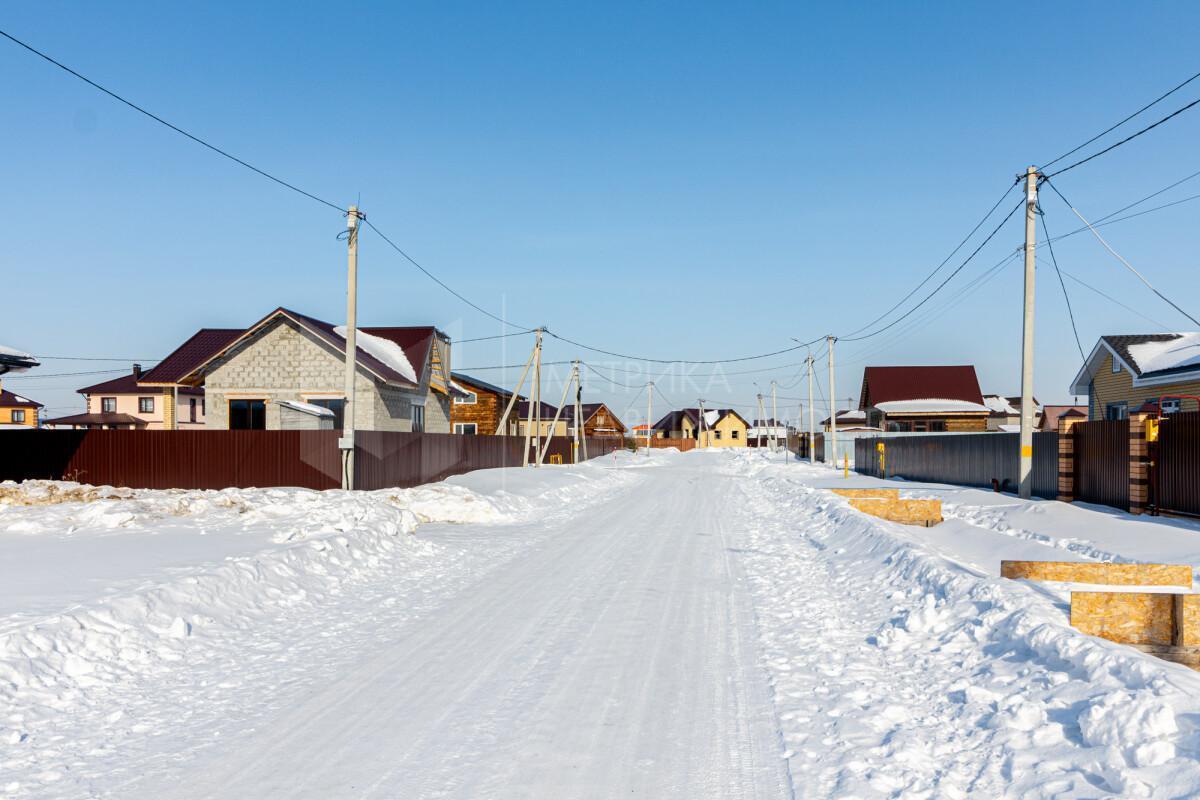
[756, 393, 764, 447]
[697, 398, 706, 448]
[827, 335, 837, 468]
[807, 353, 815, 464]
[646, 381, 653, 454]
[578, 366, 588, 460]
[538, 360, 578, 465]
[520, 329, 543, 467]
[1018, 165, 1039, 499]
[770, 380, 778, 453]
[572, 360, 582, 463]
[340, 205, 362, 490]
[496, 329, 540, 439]
[533, 335, 542, 468]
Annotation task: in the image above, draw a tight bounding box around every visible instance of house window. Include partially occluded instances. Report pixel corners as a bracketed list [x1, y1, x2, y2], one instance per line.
[887, 421, 911, 432]
[929, 420, 946, 432]
[229, 399, 266, 430]
[307, 399, 345, 429]
[731, 429, 739, 439]
[454, 391, 477, 405]
[454, 422, 477, 435]
[412, 403, 425, 433]
[913, 421, 928, 432]
[189, 398, 197, 423]
[1105, 402, 1128, 421]
[1162, 398, 1182, 415]
[12, 409, 26, 423]
[1112, 358, 1121, 374]
[714, 430, 722, 440]
[138, 397, 155, 414]
[101, 397, 117, 413]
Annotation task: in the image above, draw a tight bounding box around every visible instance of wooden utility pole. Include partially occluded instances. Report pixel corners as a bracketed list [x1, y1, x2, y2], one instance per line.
[827, 335, 837, 468]
[1018, 166, 1038, 499]
[340, 205, 361, 490]
[538, 360, 577, 465]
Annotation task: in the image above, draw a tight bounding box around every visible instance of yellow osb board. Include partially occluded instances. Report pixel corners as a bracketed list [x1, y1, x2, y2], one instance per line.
[847, 497, 942, 526]
[1177, 595, 1200, 647]
[1001, 561, 1193, 589]
[830, 488, 901, 500]
[1070, 592, 1175, 646]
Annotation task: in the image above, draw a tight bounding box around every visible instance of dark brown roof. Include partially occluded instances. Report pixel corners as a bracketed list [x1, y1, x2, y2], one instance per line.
[860, 365, 984, 408]
[560, 402, 626, 431]
[516, 399, 560, 418]
[653, 409, 697, 432]
[1102, 334, 1199, 379]
[450, 372, 516, 399]
[79, 371, 202, 396]
[139, 329, 243, 385]
[1039, 404, 1088, 431]
[44, 412, 147, 427]
[0, 388, 42, 408]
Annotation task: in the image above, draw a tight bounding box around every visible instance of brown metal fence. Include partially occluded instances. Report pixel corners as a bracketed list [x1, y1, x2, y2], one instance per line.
[1155, 411, 1200, 516]
[0, 430, 621, 491]
[853, 432, 1059, 499]
[1074, 419, 1129, 511]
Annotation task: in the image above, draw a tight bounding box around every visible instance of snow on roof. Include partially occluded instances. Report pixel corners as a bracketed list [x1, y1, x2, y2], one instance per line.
[703, 409, 720, 426]
[277, 400, 335, 417]
[334, 326, 418, 385]
[1127, 333, 1200, 375]
[0, 345, 33, 359]
[448, 379, 473, 399]
[876, 398, 991, 414]
[998, 423, 1021, 432]
[983, 395, 1018, 415]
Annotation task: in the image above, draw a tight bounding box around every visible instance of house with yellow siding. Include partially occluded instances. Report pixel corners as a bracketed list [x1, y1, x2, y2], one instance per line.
[1070, 333, 1200, 419]
[652, 408, 748, 447]
[0, 382, 42, 428]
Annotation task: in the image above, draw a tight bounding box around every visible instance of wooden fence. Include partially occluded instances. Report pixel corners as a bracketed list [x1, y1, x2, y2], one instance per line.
[0, 429, 621, 491]
[647, 437, 696, 451]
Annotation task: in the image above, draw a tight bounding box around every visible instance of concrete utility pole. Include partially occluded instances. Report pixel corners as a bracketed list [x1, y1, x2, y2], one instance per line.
[1018, 166, 1039, 499]
[807, 353, 815, 464]
[646, 381, 653, 453]
[340, 205, 362, 490]
[572, 360, 582, 463]
[697, 398, 706, 448]
[756, 393, 764, 446]
[578, 366, 588, 460]
[827, 335, 837, 468]
[770, 380, 778, 452]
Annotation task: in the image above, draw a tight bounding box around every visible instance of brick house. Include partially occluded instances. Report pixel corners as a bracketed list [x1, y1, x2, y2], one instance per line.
[1070, 333, 1200, 419]
[179, 307, 454, 432]
[450, 372, 521, 435]
[858, 365, 991, 432]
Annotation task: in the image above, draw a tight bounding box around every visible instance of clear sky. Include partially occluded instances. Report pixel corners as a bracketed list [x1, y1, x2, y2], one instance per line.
[3, 2, 1199, 427]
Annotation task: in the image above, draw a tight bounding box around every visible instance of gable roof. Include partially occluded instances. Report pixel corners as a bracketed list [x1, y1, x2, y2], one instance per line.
[516, 399, 560, 419]
[560, 402, 627, 431]
[450, 372, 517, 399]
[860, 365, 984, 409]
[0, 388, 41, 408]
[1070, 333, 1200, 394]
[180, 308, 443, 389]
[1039, 404, 1088, 431]
[653, 409, 698, 432]
[139, 329, 243, 386]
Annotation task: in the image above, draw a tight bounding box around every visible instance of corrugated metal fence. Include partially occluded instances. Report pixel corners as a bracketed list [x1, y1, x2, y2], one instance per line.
[0, 430, 621, 491]
[854, 432, 1059, 499]
[1155, 411, 1200, 516]
[1073, 419, 1129, 511]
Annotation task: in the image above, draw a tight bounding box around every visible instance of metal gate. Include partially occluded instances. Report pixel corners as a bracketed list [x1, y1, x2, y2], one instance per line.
[1074, 419, 1129, 511]
[1155, 411, 1200, 517]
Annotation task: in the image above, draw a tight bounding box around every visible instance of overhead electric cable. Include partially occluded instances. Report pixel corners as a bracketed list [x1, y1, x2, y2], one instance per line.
[1044, 95, 1200, 178]
[453, 330, 536, 344]
[1043, 179, 1200, 326]
[546, 332, 825, 366]
[1038, 208, 1086, 363]
[1060, 271, 1172, 331]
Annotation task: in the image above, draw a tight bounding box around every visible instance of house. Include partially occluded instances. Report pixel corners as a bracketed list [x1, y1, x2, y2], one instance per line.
[514, 400, 567, 438]
[983, 394, 1043, 432]
[699, 408, 750, 447]
[0, 381, 41, 428]
[136, 328, 244, 428]
[46, 364, 208, 430]
[748, 418, 789, 444]
[858, 365, 991, 432]
[652, 409, 700, 439]
[450, 372, 521, 436]
[1039, 404, 1089, 432]
[176, 307, 454, 432]
[821, 409, 871, 432]
[561, 403, 627, 438]
[1069, 333, 1200, 419]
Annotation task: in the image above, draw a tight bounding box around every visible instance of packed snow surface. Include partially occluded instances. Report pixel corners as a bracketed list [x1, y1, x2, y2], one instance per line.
[333, 325, 418, 384]
[1127, 332, 1200, 375]
[5, 449, 1200, 797]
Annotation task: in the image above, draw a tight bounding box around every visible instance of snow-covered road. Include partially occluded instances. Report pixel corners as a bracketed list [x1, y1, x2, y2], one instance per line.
[7, 449, 1200, 798]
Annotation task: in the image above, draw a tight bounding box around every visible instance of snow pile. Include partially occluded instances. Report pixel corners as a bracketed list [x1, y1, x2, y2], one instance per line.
[335, 325, 418, 384]
[724, 450, 1200, 797]
[1127, 333, 1200, 375]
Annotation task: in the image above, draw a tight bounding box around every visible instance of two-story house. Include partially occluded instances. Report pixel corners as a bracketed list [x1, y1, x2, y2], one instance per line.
[47, 364, 208, 430]
[0, 381, 42, 428]
[178, 307, 453, 431]
[1070, 333, 1200, 419]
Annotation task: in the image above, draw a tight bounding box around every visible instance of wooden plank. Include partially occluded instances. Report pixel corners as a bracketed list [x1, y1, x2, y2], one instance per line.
[847, 497, 942, 526]
[1070, 591, 1175, 646]
[1001, 560, 1192, 588]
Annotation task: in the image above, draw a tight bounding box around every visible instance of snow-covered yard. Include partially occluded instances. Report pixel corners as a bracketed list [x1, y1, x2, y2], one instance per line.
[3, 448, 1200, 798]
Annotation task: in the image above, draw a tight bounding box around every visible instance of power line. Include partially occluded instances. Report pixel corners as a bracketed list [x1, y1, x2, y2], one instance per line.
[453, 329, 536, 344]
[0, 28, 346, 214]
[1043, 178, 1200, 327]
[1037, 207, 1086, 363]
[582, 362, 644, 390]
[5, 367, 129, 379]
[455, 360, 573, 371]
[1061, 270, 1172, 331]
[547, 331, 824, 366]
[1044, 95, 1200, 179]
[1042, 69, 1200, 171]
[1039, 173, 1200, 248]
[34, 356, 160, 362]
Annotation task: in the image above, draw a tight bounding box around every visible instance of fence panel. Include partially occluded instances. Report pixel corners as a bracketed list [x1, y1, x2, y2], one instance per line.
[1074, 419, 1129, 511]
[853, 432, 1059, 499]
[648, 437, 696, 451]
[1156, 411, 1200, 516]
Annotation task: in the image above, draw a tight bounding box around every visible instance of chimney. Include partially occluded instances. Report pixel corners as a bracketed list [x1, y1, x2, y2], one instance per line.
[133, 363, 142, 379]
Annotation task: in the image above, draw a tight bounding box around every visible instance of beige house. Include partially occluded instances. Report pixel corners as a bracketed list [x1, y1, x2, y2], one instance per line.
[1070, 333, 1200, 419]
[514, 400, 568, 438]
[46, 365, 207, 430]
[652, 408, 747, 447]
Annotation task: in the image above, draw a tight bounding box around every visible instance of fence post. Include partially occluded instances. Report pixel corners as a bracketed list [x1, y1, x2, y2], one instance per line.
[1129, 404, 1156, 515]
[1056, 411, 1085, 503]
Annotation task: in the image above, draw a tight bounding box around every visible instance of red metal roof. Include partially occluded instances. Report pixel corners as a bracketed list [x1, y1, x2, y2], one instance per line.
[79, 370, 203, 396]
[139, 329, 244, 385]
[43, 412, 147, 428]
[0, 388, 42, 408]
[859, 366, 984, 408]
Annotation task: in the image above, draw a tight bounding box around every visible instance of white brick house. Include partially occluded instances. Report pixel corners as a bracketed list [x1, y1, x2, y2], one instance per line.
[179, 307, 454, 432]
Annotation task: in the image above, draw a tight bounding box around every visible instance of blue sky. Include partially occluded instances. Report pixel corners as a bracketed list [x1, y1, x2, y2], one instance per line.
[3, 2, 1199, 425]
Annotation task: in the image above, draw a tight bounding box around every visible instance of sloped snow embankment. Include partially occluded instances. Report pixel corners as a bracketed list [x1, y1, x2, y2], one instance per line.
[0, 457, 643, 798]
[726, 453, 1200, 798]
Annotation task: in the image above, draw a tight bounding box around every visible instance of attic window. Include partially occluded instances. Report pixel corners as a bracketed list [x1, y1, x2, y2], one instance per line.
[1112, 358, 1121, 374]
